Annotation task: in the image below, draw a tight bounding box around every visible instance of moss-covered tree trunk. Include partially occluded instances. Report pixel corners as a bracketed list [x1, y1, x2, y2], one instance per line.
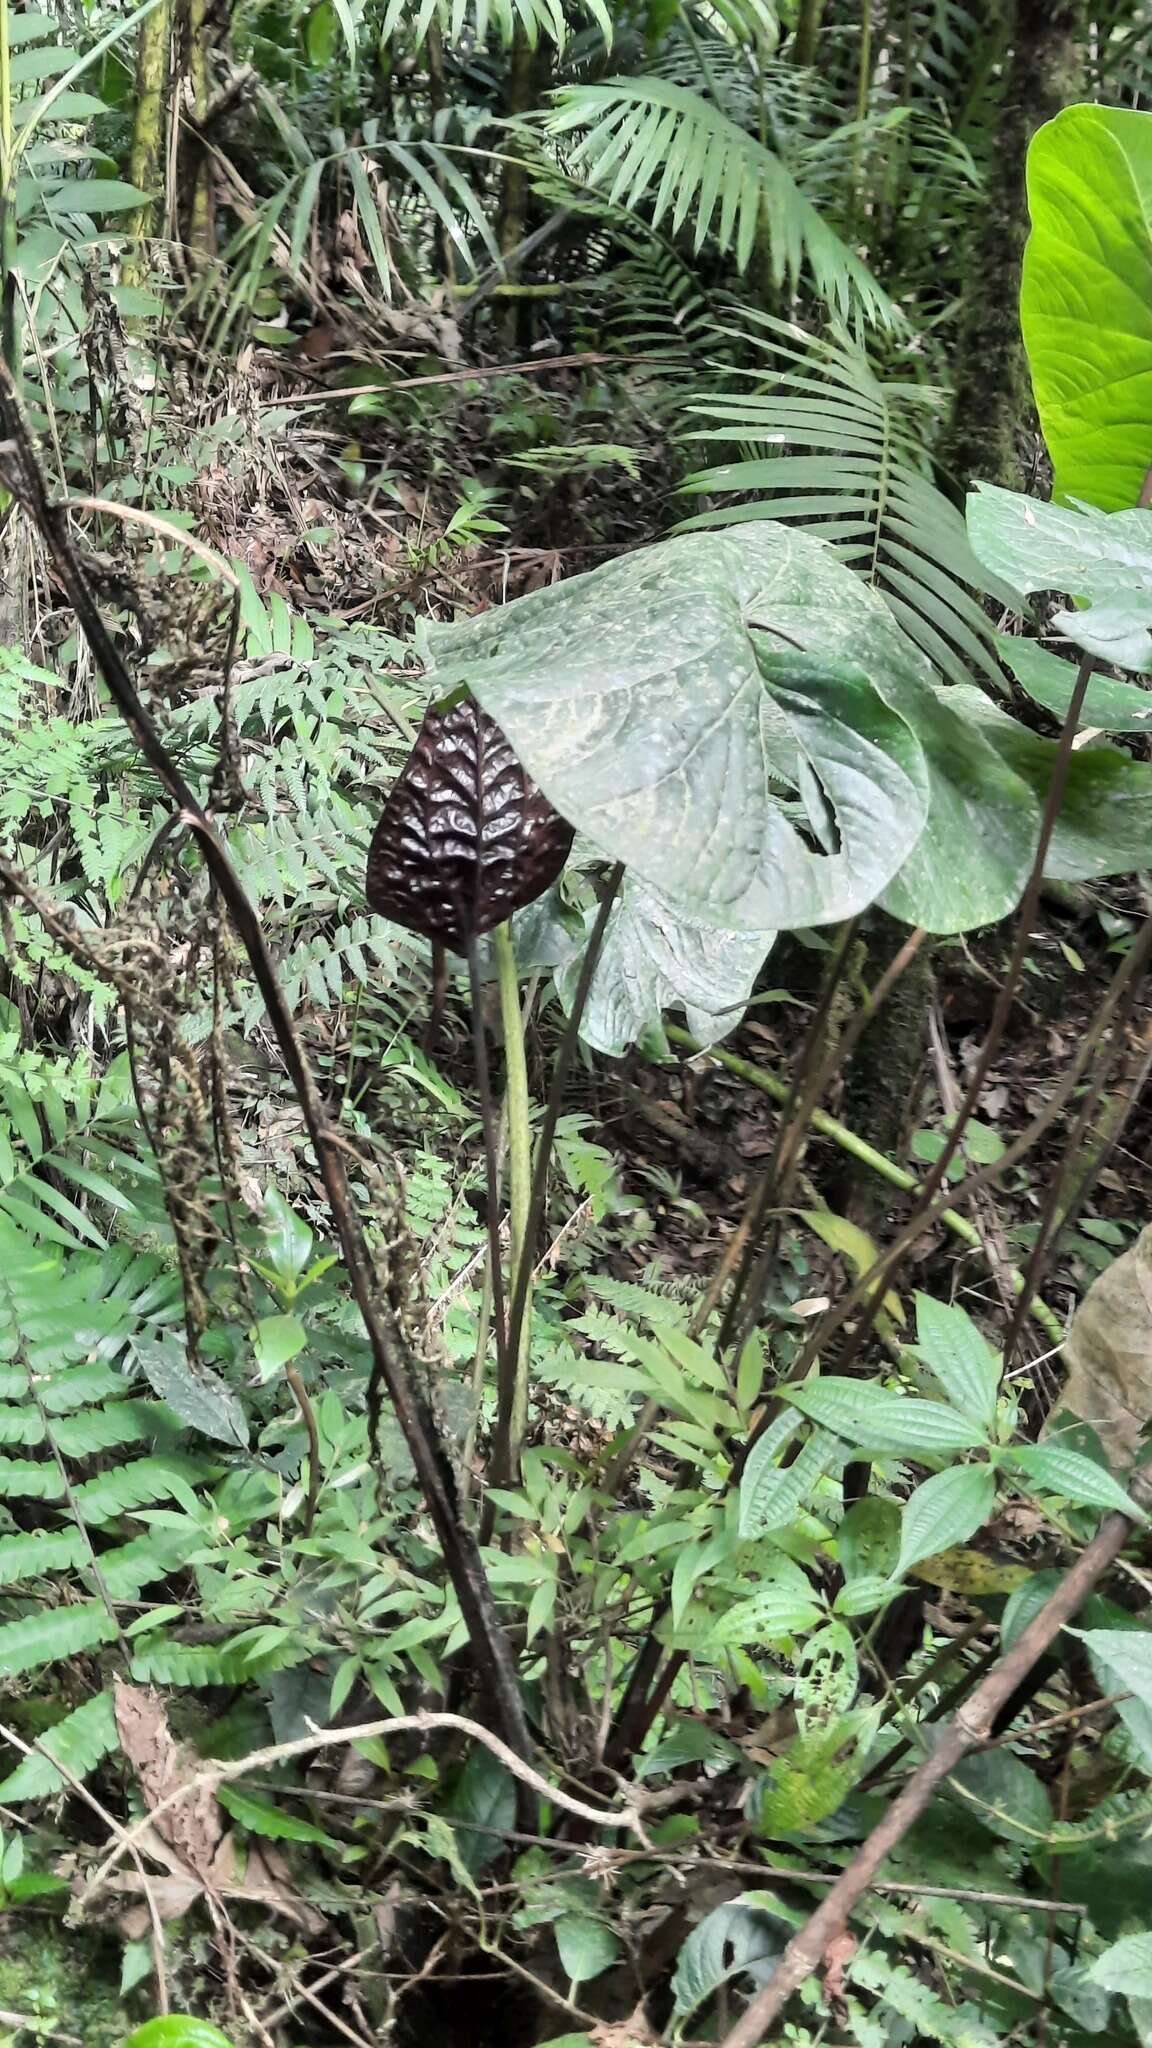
[123, 0, 171, 285]
[828, 911, 934, 1228]
[791, 0, 826, 64]
[942, 0, 1084, 495]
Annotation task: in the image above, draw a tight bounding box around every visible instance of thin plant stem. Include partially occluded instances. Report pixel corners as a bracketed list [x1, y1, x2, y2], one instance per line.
[491, 919, 533, 1488]
[502, 864, 624, 1382]
[465, 932, 511, 1429]
[665, 1026, 1062, 1346]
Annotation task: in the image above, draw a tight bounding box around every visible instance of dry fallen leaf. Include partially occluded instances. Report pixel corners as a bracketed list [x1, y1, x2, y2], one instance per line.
[1050, 1222, 1152, 1468]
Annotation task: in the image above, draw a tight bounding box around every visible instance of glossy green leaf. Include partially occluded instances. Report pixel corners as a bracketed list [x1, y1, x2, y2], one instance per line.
[998, 634, 1152, 731]
[914, 1293, 1002, 1428]
[894, 1464, 996, 1579]
[967, 485, 1152, 671]
[121, 2023, 236, 2048]
[786, 1377, 988, 1456]
[1021, 104, 1152, 512]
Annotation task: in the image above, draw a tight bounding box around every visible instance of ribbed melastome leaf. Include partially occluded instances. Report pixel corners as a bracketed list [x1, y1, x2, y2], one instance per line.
[366, 693, 575, 950]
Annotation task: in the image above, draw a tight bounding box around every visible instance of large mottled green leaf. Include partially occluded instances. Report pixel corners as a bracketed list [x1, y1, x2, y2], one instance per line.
[425, 526, 927, 933]
[428, 523, 1047, 936]
[1021, 105, 1152, 512]
[948, 684, 1152, 882]
[998, 634, 1152, 730]
[560, 877, 771, 1056]
[968, 485, 1152, 671]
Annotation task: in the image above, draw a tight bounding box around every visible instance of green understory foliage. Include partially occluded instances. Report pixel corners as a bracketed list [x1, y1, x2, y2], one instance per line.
[0, 5, 1152, 2048]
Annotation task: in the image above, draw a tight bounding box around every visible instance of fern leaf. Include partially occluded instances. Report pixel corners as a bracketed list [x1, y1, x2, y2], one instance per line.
[0, 1528, 88, 1586]
[679, 313, 1002, 688]
[0, 1690, 117, 1802]
[546, 80, 896, 329]
[0, 1601, 117, 1678]
[94, 1531, 190, 1598]
[130, 1632, 311, 1687]
[37, 1363, 129, 1414]
[0, 1406, 45, 1447]
[0, 1457, 66, 1500]
[51, 1400, 159, 1457]
[72, 1453, 215, 1525]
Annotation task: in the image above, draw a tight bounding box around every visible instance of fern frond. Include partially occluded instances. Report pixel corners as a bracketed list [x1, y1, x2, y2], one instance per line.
[0, 1601, 117, 1679]
[545, 79, 897, 329]
[72, 1454, 216, 1525]
[678, 312, 1002, 688]
[52, 1400, 160, 1457]
[0, 1529, 88, 1587]
[130, 1631, 311, 1688]
[0, 1691, 117, 1802]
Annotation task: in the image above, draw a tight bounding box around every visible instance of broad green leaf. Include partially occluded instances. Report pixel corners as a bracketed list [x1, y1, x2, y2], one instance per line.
[947, 676, 1152, 881]
[554, 1914, 621, 1985]
[893, 1464, 996, 1579]
[44, 177, 152, 214]
[794, 1621, 858, 1733]
[250, 1313, 308, 1381]
[1089, 1933, 1152, 1997]
[121, 2023, 237, 2048]
[444, 1745, 515, 1877]
[563, 876, 771, 1056]
[998, 634, 1152, 731]
[1081, 1627, 1152, 1771]
[947, 1746, 1052, 1845]
[1000, 1569, 1063, 1649]
[967, 485, 1152, 671]
[426, 524, 926, 932]
[786, 1378, 988, 1456]
[436, 518, 1085, 937]
[1008, 1443, 1145, 1517]
[837, 1496, 901, 1583]
[136, 1337, 248, 1447]
[671, 1898, 787, 2021]
[914, 1293, 1002, 1428]
[1021, 104, 1152, 512]
[260, 1187, 313, 1285]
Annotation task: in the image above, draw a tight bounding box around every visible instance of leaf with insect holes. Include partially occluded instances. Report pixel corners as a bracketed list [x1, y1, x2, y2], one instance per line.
[366, 692, 574, 948]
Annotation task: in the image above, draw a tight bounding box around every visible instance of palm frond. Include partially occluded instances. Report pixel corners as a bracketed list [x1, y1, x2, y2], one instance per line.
[544, 77, 898, 330]
[677, 312, 1003, 688]
[378, 0, 612, 51]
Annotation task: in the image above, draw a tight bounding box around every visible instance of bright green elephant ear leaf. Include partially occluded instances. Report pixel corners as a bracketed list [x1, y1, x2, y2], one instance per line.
[423, 524, 928, 933]
[121, 2021, 236, 2048]
[1021, 103, 1152, 512]
[967, 483, 1152, 671]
